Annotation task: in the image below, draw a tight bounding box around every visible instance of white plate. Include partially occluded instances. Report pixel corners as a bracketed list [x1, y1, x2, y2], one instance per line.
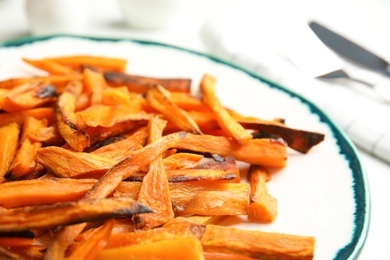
[0, 36, 369, 260]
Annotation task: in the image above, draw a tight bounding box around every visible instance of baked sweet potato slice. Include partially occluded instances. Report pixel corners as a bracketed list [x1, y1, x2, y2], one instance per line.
[200, 225, 315, 260]
[146, 85, 202, 134]
[107, 222, 205, 249]
[43, 55, 127, 73]
[174, 133, 287, 167]
[0, 123, 20, 183]
[0, 107, 53, 128]
[0, 81, 57, 112]
[83, 68, 107, 105]
[237, 119, 325, 153]
[6, 117, 48, 180]
[55, 80, 90, 151]
[23, 58, 76, 75]
[77, 104, 149, 128]
[0, 178, 97, 208]
[133, 116, 174, 229]
[97, 237, 204, 260]
[247, 166, 277, 223]
[91, 126, 148, 161]
[35, 146, 116, 178]
[0, 197, 151, 233]
[104, 71, 191, 94]
[67, 219, 114, 260]
[115, 182, 250, 216]
[200, 74, 252, 145]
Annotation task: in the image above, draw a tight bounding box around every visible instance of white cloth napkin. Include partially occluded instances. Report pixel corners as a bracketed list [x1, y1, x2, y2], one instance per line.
[200, 7, 390, 164]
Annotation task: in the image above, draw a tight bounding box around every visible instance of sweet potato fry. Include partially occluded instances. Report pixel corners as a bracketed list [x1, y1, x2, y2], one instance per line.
[55, 80, 90, 151]
[91, 126, 148, 160]
[133, 116, 174, 229]
[23, 57, 76, 75]
[174, 133, 287, 167]
[0, 107, 53, 127]
[115, 182, 250, 216]
[146, 85, 202, 134]
[35, 146, 116, 178]
[77, 104, 149, 128]
[200, 225, 315, 260]
[0, 178, 97, 208]
[0, 123, 20, 183]
[97, 237, 204, 260]
[83, 68, 107, 105]
[0, 81, 57, 112]
[43, 55, 127, 73]
[102, 86, 131, 105]
[0, 197, 151, 233]
[107, 222, 205, 249]
[200, 74, 252, 145]
[162, 152, 204, 170]
[0, 74, 83, 92]
[6, 117, 48, 180]
[104, 71, 192, 94]
[203, 252, 256, 260]
[67, 219, 114, 260]
[237, 119, 325, 153]
[127, 169, 237, 183]
[247, 166, 277, 223]
[85, 119, 148, 145]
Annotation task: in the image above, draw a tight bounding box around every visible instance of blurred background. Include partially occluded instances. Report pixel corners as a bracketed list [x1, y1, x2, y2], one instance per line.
[0, 0, 390, 59]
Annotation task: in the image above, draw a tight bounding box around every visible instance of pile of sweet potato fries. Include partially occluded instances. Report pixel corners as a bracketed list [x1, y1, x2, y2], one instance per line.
[0, 55, 324, 259]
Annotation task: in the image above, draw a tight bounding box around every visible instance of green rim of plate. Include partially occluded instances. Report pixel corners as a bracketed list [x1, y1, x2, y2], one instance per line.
[0, 34, 370, 260]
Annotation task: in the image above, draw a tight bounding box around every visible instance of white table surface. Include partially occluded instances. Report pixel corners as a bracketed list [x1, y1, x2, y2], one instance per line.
[1, 0, 389, 259]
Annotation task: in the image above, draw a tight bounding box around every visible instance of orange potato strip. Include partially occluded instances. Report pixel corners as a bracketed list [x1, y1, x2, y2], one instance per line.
[35, 146, 116, 178]
[174, 133, 287, 167]
[102, 86, 131, 105]
[115, 182, 250, 216]
[0, 107, 53, 128]
[146, 85, 202, 134]
[247, 166, 277, 223]
[133, 116, 174, 229]
[23, 58, 76, 75]
[0, 178, 97, 208]
[161, 152, 202, 171]
[83, 68, 107, 105]
[45, 131, 185, 259]
[67, 219, 114, 260]
[96, 237, 204, 260]
[0, 81, 57, 112]
[200, 74, 252, 145]
[107, 222, 205, 249]
[0, 197, 150, 233]
[91, 126, 148, 160]
[0, 123, 20, 183]
[85, 119, 148, 145]
[77, 104, 149, 128]
[0, 74, 83, 92]
[235, 117, 325, 153]
[104, 71, 191, 94]
[55, 80, 90, 151]
[6, 117, 48, 180]
[127, 169, 238, 183]
[43, 55, 127, 73]
[200, 225, 315, 260]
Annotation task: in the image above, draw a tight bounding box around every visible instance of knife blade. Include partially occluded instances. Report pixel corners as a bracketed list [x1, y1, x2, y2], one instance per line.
[309, 21, 390, 77]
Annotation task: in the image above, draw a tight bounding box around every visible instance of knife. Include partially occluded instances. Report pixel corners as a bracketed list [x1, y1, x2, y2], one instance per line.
[309, 21, 390, 77]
